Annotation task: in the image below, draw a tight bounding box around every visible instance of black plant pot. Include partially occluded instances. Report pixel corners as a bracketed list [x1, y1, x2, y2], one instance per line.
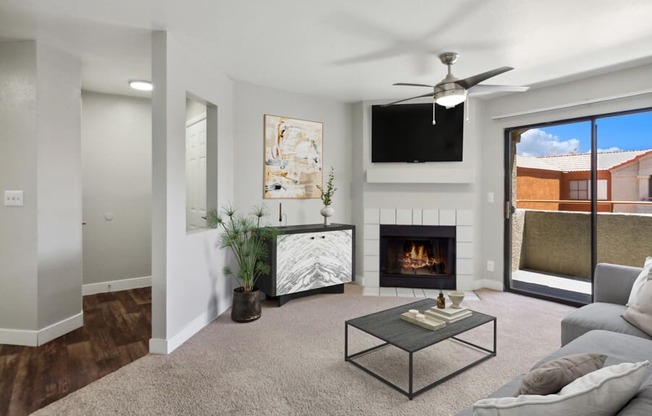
[231, 287, 261, 323]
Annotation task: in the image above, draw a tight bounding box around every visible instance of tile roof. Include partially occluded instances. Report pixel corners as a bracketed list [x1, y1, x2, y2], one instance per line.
[516, 155, 564, 171]
[516, 150, 651, 172]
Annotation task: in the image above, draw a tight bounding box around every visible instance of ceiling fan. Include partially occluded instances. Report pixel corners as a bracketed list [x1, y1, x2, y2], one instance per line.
[386, 52, 529, 108]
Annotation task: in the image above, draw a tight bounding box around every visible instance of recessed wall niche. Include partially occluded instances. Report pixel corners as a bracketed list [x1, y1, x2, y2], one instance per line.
[185, 94, 217, 232]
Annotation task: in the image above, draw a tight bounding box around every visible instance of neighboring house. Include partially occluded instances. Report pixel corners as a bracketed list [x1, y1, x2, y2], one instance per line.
[612, 151, 652, 214]
[517, 150, 652, 213]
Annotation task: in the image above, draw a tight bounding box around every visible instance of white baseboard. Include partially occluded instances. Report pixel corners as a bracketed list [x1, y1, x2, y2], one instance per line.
[0, 328, 38, 346]
[38, 312, 84, 345]
[148, 338, 169, 354]
[83, 276, 152, 296]
[474, 278, 504, 291]
[149, 308, 218, 354]
[0, 311, 83, 347]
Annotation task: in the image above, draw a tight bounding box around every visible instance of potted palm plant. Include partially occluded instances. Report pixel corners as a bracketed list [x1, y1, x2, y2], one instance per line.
[206, 204, 276, 322]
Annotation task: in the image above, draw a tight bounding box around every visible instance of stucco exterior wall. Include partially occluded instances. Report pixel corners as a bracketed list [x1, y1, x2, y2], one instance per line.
[516, 168, 561, 210]
[519, 210, 652, 278]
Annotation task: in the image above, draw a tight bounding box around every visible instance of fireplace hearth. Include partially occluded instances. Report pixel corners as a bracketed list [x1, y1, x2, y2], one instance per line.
[379, 224, 456, 289]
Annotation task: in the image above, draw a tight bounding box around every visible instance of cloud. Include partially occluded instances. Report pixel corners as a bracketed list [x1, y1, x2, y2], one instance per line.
[597, 147, 623, 153]
[517, 129, 581, 156]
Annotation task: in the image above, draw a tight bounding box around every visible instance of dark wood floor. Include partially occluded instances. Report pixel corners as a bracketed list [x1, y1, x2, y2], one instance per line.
[0, 287, 151, 416]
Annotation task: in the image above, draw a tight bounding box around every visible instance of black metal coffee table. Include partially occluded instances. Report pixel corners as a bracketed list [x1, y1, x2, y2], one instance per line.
[345, 298, 496, 399]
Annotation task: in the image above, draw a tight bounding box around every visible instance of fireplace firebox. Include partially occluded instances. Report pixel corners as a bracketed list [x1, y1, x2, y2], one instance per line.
[379, 224, 456, 289]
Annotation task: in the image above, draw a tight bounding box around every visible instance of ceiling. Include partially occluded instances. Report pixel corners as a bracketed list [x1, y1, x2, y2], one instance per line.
[1, 0, 652, 102]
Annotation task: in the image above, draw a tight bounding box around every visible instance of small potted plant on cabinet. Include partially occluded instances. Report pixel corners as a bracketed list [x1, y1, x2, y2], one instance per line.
[206, 204, 276, 322]
[317, 166, 336, 225]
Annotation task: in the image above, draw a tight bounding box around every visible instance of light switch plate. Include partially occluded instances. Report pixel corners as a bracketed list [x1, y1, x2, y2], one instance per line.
[4, 190, 24, 207]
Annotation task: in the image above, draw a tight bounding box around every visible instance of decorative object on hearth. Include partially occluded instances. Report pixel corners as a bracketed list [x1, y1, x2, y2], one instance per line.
[317, 166, 336, 226]
[263, 114, 323, 200]
[437, 290, 446, 309]
[448, 290, 466, 308]
[206, 204, 277, 322]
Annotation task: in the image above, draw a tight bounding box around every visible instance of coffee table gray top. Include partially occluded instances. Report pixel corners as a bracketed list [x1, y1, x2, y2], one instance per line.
[346, 298, 495, 353]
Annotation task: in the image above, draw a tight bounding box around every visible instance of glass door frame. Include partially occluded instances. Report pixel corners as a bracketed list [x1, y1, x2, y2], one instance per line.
[503, 107, 651, 306]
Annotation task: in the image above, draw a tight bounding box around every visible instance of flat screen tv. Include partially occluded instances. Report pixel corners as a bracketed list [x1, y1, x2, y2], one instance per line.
[371, 103, 464, 163]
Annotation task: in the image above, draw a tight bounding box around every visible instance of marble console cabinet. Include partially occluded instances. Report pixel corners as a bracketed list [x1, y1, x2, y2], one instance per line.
[259, 224, 355, 306]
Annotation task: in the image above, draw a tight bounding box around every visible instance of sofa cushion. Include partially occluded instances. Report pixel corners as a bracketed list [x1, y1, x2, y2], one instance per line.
[561, 302, 651, 346]
[617, 382, 652, 416]
[624, 274, 652, 336]
[627, 257, 652, 306]
[472, 361, 649, 416]
[517, 353, 607, 396]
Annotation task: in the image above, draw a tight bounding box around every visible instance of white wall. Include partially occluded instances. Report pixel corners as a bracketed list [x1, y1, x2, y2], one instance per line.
[233, 82, 353, 226]
[0, 40, 82, 346]
[36, 42, 83, 331]
[81, 91, 152, 288]
[479, 63, 652, 289]
[150, 31, 235, 354]
[186, 97, 206, 121]
[0, 41, 39, 333]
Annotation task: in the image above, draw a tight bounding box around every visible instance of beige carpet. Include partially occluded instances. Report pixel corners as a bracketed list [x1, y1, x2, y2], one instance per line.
[33, 285, 574, 416]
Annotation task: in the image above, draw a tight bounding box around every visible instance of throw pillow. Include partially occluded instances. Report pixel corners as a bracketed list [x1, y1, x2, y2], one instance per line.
[623, 273, 652, 336]
[627, 257, 652, 306]
[517, 353, 607, 396]
[473, 361, 649, 416]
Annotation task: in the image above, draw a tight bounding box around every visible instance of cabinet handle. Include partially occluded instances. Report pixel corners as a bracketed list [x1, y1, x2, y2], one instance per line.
[321, 236, 326, 239]
[310, 236, 315, 240]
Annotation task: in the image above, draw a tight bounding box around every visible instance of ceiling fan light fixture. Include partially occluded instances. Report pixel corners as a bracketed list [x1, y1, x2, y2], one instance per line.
[434, 88, 467, 109]
[129, 80, 153, 91]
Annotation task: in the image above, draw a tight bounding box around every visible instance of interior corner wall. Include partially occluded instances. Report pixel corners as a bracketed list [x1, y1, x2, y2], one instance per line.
[0, 41, 39, 333]
[0, 40, 82, 345]
[479, 63, 652, 289]
[151, 31, 235, 353]
[36, 42, 83, 330]
[233, 82, 354, 226]
[81, 91, 152, 287]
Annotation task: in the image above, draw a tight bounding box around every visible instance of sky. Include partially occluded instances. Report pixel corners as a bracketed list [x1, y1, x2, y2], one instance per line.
[516, 110, 652, 156]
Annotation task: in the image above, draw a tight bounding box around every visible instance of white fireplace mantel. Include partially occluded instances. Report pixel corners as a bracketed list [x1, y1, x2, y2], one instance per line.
[365, 166, 475, 184]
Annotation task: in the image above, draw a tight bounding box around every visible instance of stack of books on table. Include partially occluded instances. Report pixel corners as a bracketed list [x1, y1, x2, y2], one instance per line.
[425, 306, 472, 323]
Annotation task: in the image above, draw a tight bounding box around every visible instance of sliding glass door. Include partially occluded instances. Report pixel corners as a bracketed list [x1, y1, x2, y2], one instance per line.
[505, 109, 652, 305]
[596, 112, 652, 270]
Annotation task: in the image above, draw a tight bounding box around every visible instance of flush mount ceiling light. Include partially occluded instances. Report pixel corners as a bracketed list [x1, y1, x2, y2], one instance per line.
[128, 80, 153, 91]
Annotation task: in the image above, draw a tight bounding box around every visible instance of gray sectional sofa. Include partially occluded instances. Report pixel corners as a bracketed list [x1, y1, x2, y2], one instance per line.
[457, 263, 652, 416]
[561, 263, 651, 345]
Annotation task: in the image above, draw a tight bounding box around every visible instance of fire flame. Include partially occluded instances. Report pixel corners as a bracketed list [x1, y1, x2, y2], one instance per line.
[400, 242, 441, 271]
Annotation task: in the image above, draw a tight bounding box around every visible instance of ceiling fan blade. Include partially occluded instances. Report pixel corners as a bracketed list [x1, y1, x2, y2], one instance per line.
[468, 84, 530, 96]
[393, 82, 435, 88]
[455, 66, 513, 89]
[383, 92, 434, 106]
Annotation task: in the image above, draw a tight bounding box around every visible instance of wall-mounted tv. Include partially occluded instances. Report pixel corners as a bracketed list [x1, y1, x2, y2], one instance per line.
[371, 103, 464, 163]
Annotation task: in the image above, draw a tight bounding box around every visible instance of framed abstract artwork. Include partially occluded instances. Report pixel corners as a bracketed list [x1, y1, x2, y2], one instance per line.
[263, 114, 323, 199]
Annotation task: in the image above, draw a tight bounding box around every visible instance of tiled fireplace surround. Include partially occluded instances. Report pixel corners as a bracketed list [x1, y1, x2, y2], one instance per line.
[363, 208, 474, 291]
